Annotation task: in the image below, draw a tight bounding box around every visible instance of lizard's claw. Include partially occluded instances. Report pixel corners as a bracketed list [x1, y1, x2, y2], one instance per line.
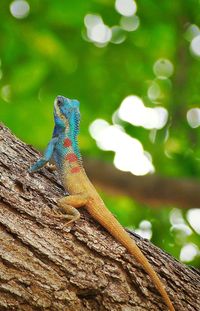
[43, 205, 80, 227]
[46, 163, 57, 171]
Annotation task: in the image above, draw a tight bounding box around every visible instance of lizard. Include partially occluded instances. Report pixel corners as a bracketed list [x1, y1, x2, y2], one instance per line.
[29, 95, 175, 311]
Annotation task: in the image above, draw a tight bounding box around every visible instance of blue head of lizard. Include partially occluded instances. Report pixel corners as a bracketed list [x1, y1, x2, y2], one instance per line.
[53, 95, 80, 136]
[53, 95, 81, 161]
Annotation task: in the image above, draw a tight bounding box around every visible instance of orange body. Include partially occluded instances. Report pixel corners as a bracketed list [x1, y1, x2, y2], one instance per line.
[63, 167, 175, 311]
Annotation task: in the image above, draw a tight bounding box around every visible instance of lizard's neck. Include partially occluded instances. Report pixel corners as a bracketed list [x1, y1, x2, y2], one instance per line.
[54, 126, 83, 175]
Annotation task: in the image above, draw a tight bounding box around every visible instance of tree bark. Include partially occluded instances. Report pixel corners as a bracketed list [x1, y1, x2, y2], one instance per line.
[0, 123, 199, 311]
[84, 158, 200, 209]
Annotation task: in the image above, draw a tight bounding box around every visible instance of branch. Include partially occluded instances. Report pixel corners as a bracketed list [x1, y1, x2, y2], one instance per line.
[84, 158, 200, 209]
[0, 124, 199, 310]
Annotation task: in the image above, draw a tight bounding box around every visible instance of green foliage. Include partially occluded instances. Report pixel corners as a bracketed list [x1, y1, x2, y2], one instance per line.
[1, 0, 200, 266]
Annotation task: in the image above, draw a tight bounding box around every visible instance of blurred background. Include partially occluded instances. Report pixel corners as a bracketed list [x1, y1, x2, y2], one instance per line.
[1, 0, 200, 266]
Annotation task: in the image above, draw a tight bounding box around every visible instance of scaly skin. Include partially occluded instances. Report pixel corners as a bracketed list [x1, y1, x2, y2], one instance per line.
[29, 96, 175, 311]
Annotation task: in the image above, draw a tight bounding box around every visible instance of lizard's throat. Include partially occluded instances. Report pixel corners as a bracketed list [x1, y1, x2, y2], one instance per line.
[61, 130, 83, 174]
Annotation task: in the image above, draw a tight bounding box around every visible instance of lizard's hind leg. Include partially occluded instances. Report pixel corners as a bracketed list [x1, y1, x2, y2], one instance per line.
[44, 204, 80, 226]
[58, 194, 88, 208]
[55, 193, 88, 226]
[45, 194, 88, 226]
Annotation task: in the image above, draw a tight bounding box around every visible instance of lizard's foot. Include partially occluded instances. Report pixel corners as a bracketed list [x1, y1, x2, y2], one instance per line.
[46, 163, 57, 171]
[44, 205, 80, 227]
[55, 193, 88, 227]
[44, 194, 88, 227]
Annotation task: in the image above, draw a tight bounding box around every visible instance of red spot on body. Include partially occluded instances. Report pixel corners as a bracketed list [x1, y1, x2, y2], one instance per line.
[71, 167, 81, 174]
[66, 153, 78, 162]
[64, 138, 72, 147]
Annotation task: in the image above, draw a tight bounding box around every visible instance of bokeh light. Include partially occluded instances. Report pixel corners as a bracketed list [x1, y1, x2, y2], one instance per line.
[170, 223, 192, 239]
[10, 0, 30, 19]
[90, 24, 111, 44]
[84, 8, 140, 47]
[84, 14, 111, 46]
[186, 23, 200, 58]
[120, 15, 140, 32]
[169, 208, 200, 259]
[135, 220, 152, 240]
[187, 108, 200, 128]
[190, 34, 200, 57]
[187, 208, 200, 234]
[147, 81, 161, 101]
[84, 14, 102, 28]
[170, 208, 184, 225]
[89, 119, 154, 176]
[1, 85, 11, 103]
[115, 0, 137, 17]
[111, 26, 126, 44]
[153, 59, 174, 79]
[118, 95, 168, 129]
[185, 24, 200, 42]
[180, 243, 199, 262]
[170, 208, 192, 244]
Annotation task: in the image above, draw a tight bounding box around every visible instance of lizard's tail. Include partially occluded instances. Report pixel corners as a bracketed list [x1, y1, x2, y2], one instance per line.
[88, 204, 175, 311]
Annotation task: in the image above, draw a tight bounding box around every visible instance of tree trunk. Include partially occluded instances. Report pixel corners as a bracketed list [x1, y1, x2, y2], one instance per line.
[0, 123, 199, 311]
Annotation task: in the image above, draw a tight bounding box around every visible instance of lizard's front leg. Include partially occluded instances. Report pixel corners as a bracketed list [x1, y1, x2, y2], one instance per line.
[29, 137, 58, 172]
[50, 193, 88, 226]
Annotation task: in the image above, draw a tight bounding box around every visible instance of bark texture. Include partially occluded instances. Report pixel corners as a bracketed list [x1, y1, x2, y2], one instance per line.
[0, 123, 199, 311]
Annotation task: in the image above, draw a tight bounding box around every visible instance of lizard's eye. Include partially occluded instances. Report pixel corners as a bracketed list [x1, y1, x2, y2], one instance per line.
[57, 99, 62, 107]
